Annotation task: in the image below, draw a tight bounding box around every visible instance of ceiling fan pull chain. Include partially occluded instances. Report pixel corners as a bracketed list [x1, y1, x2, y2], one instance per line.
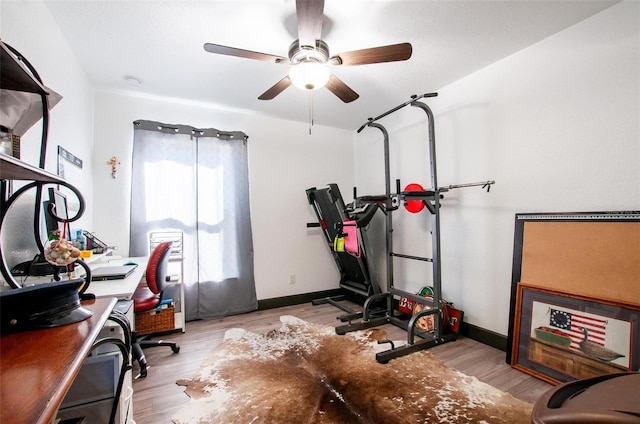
[309, 93, 314, 135]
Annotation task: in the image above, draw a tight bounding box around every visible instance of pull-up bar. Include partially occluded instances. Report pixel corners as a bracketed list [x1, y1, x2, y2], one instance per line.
[357, 92, 438, 133]
[342, 91, 497, 363]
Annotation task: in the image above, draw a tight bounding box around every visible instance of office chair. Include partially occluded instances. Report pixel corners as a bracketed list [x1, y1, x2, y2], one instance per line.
[131, 240, 180, 378]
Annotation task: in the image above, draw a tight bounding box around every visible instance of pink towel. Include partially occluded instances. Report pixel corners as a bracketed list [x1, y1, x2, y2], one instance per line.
[343, 220, 360, 257]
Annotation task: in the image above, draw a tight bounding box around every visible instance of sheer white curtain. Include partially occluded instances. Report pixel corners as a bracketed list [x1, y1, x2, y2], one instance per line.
[129, 120, 257, 320]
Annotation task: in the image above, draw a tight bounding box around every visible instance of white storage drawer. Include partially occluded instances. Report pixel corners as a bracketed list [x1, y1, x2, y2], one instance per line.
[57, 397, 114, 423]
[60, 351, 119, 408]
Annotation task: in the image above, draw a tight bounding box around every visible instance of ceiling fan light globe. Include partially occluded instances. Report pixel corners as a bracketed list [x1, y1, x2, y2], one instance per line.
[289, 62, 331, 91]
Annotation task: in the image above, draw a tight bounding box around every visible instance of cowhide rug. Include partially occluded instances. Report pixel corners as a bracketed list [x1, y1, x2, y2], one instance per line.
[173, 316, 532, 423]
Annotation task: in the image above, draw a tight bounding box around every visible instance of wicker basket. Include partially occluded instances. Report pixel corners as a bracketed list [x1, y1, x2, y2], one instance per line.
[135, 306, 175, 335]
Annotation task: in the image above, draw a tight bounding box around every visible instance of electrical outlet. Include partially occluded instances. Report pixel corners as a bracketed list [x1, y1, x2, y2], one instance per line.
[289, 273, 296, 285]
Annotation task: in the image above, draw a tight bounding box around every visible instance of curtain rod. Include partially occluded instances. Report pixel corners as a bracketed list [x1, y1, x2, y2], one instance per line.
[133, 120, 248, 141]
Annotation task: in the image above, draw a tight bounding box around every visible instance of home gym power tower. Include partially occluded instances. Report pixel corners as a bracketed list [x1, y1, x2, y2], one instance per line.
[336, 92, 494, 363]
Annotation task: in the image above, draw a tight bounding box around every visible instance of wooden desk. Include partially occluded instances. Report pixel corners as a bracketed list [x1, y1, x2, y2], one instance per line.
[0, 297, 116, 424]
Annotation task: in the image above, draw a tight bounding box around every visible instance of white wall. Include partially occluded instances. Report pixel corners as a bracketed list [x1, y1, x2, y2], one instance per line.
[1, 1, 95, 226]
[92, 91, 354, 300]
[354, 1, 640, 335]
[1, 1, 95, 268]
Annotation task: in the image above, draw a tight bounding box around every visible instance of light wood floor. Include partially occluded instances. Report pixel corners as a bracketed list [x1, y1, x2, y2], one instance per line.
[132, 300, 553, 423]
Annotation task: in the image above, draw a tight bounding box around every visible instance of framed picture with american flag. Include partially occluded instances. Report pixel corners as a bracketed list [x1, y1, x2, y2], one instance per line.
[511, 282, 639, 385]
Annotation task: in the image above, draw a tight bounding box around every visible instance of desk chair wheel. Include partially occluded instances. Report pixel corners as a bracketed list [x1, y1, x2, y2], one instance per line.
[137, 368, 148, 379]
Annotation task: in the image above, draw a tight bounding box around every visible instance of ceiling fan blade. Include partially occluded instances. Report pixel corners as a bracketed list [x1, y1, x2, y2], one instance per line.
[204, 43, 287, 64]
[296, 0, 324, 47]
[258, 76, 293, 100]
[331, 43, 412, 66]
[325, 74, 359, 103]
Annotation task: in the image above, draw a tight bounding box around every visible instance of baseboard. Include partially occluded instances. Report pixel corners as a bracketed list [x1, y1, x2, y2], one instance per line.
[460, 322, 508, 352]
[258, 291, 509, 352]
[257, 289, 346, 311]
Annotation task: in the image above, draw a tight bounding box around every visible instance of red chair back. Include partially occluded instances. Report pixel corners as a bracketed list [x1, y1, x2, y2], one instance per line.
[146, 241, 173, 295]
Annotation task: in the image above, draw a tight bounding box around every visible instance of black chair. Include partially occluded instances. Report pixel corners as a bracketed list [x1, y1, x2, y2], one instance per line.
[131, 241, 180, 378]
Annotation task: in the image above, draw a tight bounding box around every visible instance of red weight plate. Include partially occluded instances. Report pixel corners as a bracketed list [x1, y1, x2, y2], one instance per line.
[404, 183, 425, 213]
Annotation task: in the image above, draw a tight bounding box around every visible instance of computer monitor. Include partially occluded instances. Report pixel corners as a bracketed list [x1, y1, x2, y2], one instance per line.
[44, 188, 72, 240]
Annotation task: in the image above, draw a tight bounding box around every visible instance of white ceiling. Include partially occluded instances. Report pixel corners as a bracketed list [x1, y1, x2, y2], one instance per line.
[44, 0, 619, 130]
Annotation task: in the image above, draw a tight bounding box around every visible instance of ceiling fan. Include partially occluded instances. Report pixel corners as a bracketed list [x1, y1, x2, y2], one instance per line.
[203, 0, 412, 103]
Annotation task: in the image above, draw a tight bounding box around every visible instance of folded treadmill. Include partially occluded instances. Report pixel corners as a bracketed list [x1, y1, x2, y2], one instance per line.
[306, 184, 380, 312]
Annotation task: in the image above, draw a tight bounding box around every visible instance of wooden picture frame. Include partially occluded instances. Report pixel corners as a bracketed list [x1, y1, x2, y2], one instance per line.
[506, 211, 640, 364]
[511, 283, 639, 385]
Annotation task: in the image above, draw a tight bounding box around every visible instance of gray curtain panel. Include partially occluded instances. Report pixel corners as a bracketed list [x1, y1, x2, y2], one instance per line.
[130, 120, 257, 320]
